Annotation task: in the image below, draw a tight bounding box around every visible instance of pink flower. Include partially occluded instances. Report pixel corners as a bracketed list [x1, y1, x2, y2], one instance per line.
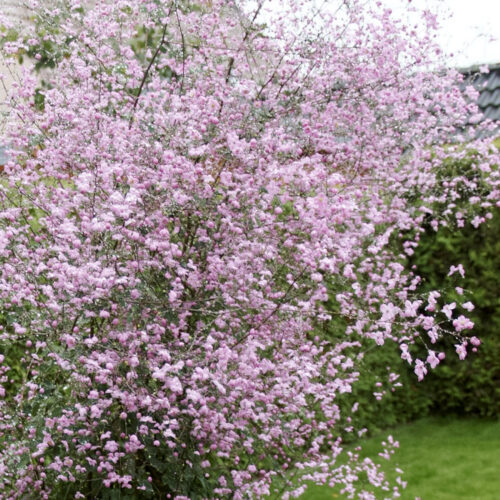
[0, 0, 497, 497]
[462, 301, 475, 312]
[167, 377, 183, 394]
[426, 351, 440, 369]
[104, 441, 119, 453]
[414, 360, 427, 381]
[453, 315, 474, 332]
[442, 302, 456, 320]
[455, 343, 468, 360]
[448, 264, 465, 278]
[470, 336, 481, 347]
[126, 435, 144, 453]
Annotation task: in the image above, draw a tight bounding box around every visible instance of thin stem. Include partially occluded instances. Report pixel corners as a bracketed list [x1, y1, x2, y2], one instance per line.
[129, 19, 170, 129]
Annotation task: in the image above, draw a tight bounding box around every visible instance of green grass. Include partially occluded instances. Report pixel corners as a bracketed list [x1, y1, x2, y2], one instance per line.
[299, 417, 500, 500]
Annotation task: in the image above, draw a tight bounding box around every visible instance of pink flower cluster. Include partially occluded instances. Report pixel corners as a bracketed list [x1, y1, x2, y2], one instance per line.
[0, 0, 498, 498]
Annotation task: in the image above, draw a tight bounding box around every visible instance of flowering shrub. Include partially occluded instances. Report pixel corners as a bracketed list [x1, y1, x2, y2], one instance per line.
[0, 0, 499, 498]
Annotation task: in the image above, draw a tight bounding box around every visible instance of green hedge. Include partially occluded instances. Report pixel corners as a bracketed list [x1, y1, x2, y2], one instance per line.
[335, 342, 432, 441]
[411, 206, 500, 417]
[319, 277, 432, 441]
[325, 198, 500, 438]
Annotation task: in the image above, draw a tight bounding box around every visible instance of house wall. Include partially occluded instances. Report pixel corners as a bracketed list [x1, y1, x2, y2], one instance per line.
[0, 3, 31, 162]
[0, 2, 32, 111]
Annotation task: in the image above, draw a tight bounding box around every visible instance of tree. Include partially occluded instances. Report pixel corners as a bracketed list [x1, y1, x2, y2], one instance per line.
[0, 0, 498, 498]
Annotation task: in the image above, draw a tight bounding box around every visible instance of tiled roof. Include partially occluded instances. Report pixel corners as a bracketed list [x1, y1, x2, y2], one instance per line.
[460, 63, 500, 123]
[0, 147, 7, 166]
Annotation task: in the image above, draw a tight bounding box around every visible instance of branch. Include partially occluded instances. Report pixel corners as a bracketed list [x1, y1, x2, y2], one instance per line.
[175, 7, 187, 94]
[129, 20, 170, 129]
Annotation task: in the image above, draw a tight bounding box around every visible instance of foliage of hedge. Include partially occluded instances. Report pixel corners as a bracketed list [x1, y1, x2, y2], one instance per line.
[327, 153, 500, 435]
[335, 342, 432, 442]
[411, 206, 500, 417]
[338, 206, 500, 431]
[319, 282, 432, 441]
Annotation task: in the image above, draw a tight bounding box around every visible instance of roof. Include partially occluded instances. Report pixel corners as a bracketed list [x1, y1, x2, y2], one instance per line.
[0, 147, 7, 165]
[460, 63, 500, 123]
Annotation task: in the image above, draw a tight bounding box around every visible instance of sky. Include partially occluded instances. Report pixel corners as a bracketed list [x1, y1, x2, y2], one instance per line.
[261, 0, 500, 69]
[383, 0, 500, 68]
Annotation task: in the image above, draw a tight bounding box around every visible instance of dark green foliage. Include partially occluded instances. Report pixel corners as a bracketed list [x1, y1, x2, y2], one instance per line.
[318, 282, 431, 441]
[324, 151, 500, 434]
[411, 207, 500, 417]
[336, 342, 432, 442]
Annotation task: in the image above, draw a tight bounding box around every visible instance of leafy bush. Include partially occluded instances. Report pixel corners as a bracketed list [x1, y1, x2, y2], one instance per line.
[412, 206, 500, 417]
[328, 153, 500, 433]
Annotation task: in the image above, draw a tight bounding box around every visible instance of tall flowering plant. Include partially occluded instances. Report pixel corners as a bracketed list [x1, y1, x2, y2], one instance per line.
[0, 0, 498, 498]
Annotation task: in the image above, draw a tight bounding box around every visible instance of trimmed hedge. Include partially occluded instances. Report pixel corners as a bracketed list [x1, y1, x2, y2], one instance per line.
[326, 193, 500, 437]
[411, 206, 500, 417]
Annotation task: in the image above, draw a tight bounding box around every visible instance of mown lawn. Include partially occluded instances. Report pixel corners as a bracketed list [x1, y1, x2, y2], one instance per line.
[299, 418, 500, 500]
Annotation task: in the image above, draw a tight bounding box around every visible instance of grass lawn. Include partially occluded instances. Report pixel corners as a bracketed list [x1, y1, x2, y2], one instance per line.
[299, 417, 500, 500]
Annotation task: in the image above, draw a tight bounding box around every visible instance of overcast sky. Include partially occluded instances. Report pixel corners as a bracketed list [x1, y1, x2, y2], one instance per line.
[262, 0, 500, 68]
[382, 0, 500, 68]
